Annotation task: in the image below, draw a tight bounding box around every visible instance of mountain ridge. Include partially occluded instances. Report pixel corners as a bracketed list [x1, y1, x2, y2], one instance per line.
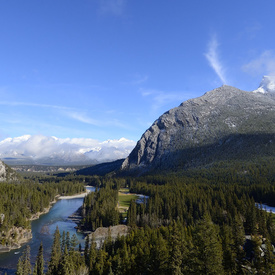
[121, 84, 275, 175]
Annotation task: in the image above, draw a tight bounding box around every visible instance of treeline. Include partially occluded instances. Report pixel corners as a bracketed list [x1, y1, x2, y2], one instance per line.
[127, 180, 275, 235]
[21, 211, 275, 274]
[0, 178, 84, 245]
[82, 216, 274, 274]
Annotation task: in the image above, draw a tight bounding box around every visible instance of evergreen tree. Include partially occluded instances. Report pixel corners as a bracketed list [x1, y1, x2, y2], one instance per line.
[169, 222, 183, 275]
[16, 245, 32, 275]
[61, 231, 66, 253]
[88, 235, 97, 273]
[84, 235, 90, 266]
[192, 214, 224, 275]
[263, 237, 275, 274]
[220, 224, 237, 274]
[59, 246, 74, 275]
[35, 242, 44, 275]
[70, 233, 79, 251]
[16, 257, 24, 275]
[47, 227, 61, 275]
[232, 215, 246, 273]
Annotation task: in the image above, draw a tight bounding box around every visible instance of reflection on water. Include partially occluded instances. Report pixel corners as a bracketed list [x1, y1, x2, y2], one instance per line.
[0, 186, 95, 275]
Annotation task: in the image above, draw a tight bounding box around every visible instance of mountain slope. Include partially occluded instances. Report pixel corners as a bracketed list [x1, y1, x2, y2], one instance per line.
[121, 85, 275, 175]
[0, 160, 18, 182]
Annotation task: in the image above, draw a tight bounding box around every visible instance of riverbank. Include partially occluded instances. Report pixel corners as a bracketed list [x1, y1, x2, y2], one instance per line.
[0, 187, 91, 253]
[0, 226, 32, 253]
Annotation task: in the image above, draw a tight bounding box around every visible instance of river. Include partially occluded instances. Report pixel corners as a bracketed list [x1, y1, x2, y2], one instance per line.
[0, 186, 95, 275]
[258, 203, 275, 213]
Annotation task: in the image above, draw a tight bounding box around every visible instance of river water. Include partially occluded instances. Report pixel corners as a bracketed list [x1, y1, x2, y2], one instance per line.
[0, 186, 95, 275]
[258, 203, 275, 213]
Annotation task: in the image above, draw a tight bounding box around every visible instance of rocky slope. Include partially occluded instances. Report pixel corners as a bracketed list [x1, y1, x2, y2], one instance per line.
[0, 160, 17, 182]
[121, 84, 275, 174]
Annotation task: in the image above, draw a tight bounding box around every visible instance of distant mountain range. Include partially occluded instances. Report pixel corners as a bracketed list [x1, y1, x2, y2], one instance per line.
[121, 77, 275, 175]
[0, 135, 136, 166]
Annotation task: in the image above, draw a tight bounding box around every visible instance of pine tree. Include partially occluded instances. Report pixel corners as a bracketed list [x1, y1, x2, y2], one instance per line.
[47, 227, 61, 275]
[16, 245, 32, 275]
[221, 224, 237, 274]
[232, 215, 246, 274]
[84, 235, 90, 266]
[192, 214, 224, 275]
[16, 257, 24, 275]
[89, 235, 97, 272]
[61, 231, 66, 253]
[35, 242, 44, 275]
[169, 222, 183, 275]
[263, 237, 275, 274]
[251, 235, 264, 273]
[70, 233, 79, 251]
[59, 246, 74, 275]
[66, 231, 71, 251]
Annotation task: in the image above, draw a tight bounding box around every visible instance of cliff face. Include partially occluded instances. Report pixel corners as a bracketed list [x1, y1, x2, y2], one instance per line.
[121, 85, 275, 174]
[0, 160, 18, 182]
[0, 226, 32, 252]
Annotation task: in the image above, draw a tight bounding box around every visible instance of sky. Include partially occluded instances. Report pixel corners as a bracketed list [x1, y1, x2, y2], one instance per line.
[1, 0, 275, 143]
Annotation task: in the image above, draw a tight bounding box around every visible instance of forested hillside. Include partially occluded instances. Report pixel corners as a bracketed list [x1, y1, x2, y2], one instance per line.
[18, 160, 275, 274]
[0, 171, 85, 251]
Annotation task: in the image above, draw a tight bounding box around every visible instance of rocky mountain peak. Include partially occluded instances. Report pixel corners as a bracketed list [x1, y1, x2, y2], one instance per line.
[121, 84, 275, 175]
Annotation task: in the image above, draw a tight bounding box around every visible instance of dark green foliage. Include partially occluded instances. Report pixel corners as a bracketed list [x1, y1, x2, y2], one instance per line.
[16, 245, 31, 275]
[15, 162, 275, 274]
[34, 242, 44, 275]
[0, 177, 84, 245]
[81, 179, 120, 231]
[47, 227, 61, 275]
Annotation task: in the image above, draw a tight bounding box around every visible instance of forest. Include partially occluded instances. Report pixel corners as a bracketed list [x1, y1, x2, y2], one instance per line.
[0, 174, 85, 247]
[13, 159, 275, 274]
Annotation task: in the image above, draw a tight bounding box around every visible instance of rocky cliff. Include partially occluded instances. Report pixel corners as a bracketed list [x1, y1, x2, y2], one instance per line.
[121, 84, 275, 174]
[0, 160, 17, 182]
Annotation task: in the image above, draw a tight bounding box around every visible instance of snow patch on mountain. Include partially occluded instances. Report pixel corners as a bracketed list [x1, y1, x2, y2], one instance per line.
[0, 135, 136, 165]
[253, 76, 275, 94]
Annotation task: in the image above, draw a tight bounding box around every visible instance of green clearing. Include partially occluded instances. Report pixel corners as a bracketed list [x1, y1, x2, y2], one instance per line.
[118, 193, 139, 208]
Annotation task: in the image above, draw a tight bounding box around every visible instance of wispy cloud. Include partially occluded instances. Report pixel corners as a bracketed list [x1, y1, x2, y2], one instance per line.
[141, 88, 190, 112]
[122, 74, 149, 85]
[98, 0, 127, 16]
[205, 35, 228, 84]
[242, 50, 275, 76]
[64, 111, 100, 126]
[0, 101, 71, 110]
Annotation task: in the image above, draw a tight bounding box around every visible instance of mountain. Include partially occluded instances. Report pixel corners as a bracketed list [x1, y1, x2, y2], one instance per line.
[253, 75, 275, 94]
[0, 135, 135, 166]
[0, 160, 18, 182]
[121, 80, 275, 175]
[75, 159, 124, 177]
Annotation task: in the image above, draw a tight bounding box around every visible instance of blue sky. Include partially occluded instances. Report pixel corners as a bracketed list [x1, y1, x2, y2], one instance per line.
[0, 0, 275, 142]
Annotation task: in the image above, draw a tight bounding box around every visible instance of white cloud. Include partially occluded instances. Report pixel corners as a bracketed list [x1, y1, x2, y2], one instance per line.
[65, 111, 100, 126]
[242, 50, 275, 76]
[98, 0, 127, 16]
[0, 135, 136, 164]
[205, 35, 228, 84]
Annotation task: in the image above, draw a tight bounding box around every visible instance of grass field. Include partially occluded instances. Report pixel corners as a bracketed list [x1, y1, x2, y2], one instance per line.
[117, 188, 138, 217]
